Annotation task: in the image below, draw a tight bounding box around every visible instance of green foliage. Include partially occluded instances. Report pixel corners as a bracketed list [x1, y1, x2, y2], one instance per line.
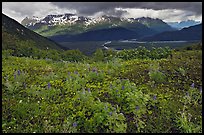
[115, 46, 172, 60]
[92, 48, 105, 62]
[2, 44, 202, 133]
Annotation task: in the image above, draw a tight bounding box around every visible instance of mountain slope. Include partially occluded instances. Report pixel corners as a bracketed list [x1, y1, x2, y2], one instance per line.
[134, 17, 176, 33]
[2, 13, 65, 50]
[140, 24, 202, 41]
[21, 14, 174, 38]
[49, 27, 140, 42]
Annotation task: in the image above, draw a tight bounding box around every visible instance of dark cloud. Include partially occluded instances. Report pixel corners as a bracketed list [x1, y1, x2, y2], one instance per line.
[52, 2, 202, 16]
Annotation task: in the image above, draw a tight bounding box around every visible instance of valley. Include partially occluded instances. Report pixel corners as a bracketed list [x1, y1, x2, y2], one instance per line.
[2, 2, 202, 133]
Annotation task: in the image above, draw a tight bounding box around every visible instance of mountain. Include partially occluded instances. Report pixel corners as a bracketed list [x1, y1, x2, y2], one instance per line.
[140, 24, 202, 41]
[134, 17, 176, 33]
[167, 20, 201, 30]
[49, 27, 140, 42]
[21, 14, 174, 38]
[2, 13, 65, 50]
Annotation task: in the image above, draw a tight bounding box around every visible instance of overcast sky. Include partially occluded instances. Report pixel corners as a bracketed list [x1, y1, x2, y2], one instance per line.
[2, 2, 202, 23]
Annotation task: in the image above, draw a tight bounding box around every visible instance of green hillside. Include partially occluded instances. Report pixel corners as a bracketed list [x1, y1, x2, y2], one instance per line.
[2, 13, 63, 50]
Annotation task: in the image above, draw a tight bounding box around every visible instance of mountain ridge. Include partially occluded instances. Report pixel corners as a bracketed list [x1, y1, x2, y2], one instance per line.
[2, 13, 66, 50]
[21, 13, 175, 37]
[140, 24, 202, 41]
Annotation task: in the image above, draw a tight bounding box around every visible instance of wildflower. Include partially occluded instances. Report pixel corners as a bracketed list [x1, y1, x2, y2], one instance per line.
[136, 106, 140, 111]
[17, 70, 20, 75]
[88, 88, 91, 93]
[109, 112, 112, 116]
[74, 71, 78, 74]
[191, 83, 195, 88]
[48, 82, 51, 89]
[73, 122, 77, 127]
[68, 72, 70, 75]
[122, 85, 125, 90]
[153, 95, 157, 100]
[14, 74, 16, 79]
[92, 67, 97, 73]
[116, 90, 118, 93]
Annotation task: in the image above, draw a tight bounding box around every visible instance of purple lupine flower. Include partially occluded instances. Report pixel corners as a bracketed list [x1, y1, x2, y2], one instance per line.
[109, 112, 112, 116]
[136, 106, 140, 111]
[116, 90, 118, 93]
[14, 74, 16, 79]
[48, 82, 51, 89]
[153, 95, 157, 100]
[17, 70, 20, 76]
[122, 85, 125, 90]
[68, 72, 70, 76]
[88, 88, 91, 93]
[74, 71, 78, 74]
[73, 122, 77, 127]
[92, 67, 97, 73]
[191, 83, 195, 88]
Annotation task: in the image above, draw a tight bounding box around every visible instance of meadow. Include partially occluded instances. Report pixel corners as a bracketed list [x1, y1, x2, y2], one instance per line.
[2, 44, 202, 133]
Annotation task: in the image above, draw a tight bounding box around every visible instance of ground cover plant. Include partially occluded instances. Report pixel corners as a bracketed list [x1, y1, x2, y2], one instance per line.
[2, 43, 202, 133]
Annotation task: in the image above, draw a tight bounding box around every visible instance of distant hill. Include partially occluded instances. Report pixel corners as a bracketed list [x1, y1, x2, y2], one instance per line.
[49, 27, 140, 42]
[140, 24, 202, 41]
[167, 20, 201, 30]
[2, 13, 65, 50]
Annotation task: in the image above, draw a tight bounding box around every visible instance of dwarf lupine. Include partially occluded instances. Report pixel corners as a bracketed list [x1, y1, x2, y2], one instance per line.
[88, 88, 91, 93]
[48, 82, 51, 89]
[153, 95, 157, 100]
[74, 71, 78, 74]
[109, 112, 112, 116]
[17, 70, 20, 76]
[73, 122, 77, 127]
[122, 85, 125, 90]
[136, 106, 140, 111]
[191, 83, 195, 88]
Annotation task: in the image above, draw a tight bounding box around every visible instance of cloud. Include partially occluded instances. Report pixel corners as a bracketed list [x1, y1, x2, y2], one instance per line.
[121, 8, 202, 22]
[2, 2, 76, 22]
[52, 2, 202, 16]
[2, 2, 202, 23]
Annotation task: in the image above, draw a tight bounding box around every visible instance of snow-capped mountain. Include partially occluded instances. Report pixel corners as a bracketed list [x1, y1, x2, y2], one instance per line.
[21, 13, 175, 37]
[167, 20, 201, 30]
[22, 13, 93, 27]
